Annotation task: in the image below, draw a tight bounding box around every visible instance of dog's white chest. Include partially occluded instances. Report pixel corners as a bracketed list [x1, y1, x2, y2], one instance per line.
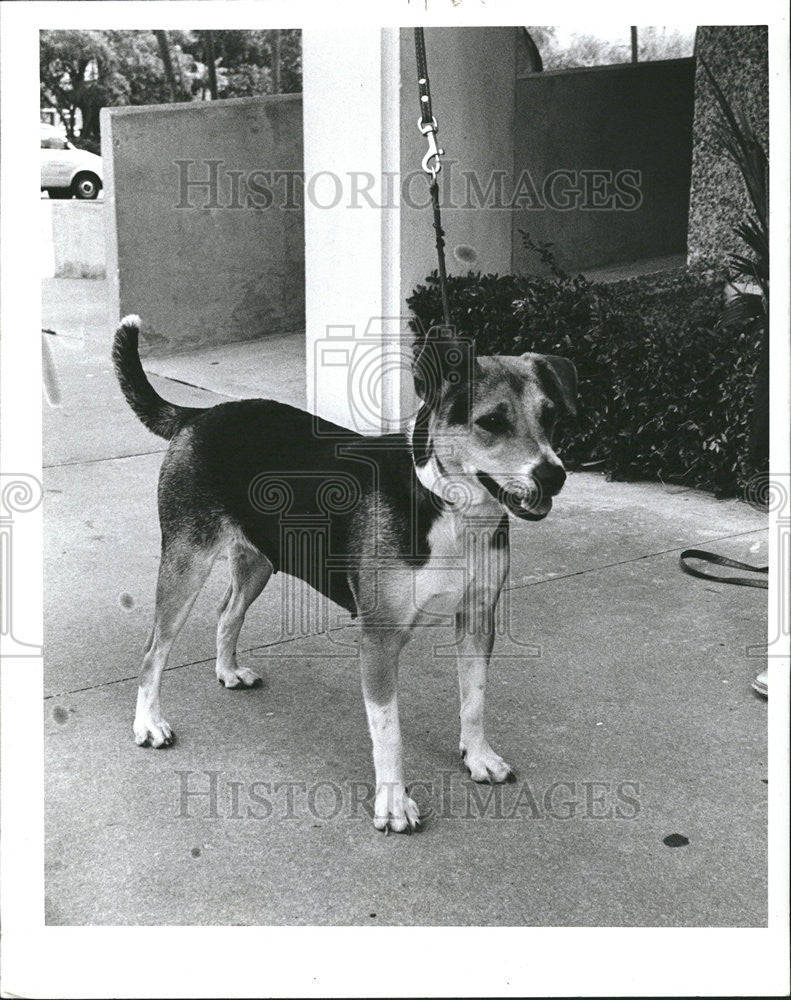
[408, 509, 472, 623]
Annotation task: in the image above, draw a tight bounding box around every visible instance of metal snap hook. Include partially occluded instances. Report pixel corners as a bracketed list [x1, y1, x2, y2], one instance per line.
[417, 117, 444, 177]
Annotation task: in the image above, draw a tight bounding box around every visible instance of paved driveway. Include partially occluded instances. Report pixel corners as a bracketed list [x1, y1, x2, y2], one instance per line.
[43, 278, 768, 925]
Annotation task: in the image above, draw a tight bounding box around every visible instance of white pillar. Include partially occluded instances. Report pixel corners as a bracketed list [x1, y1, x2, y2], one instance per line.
[303, 27, 406, 434]
[303, 27, 517, 433]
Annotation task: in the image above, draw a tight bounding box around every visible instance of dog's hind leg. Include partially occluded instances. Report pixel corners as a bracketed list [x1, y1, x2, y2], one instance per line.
[215, 541, 273, 689]
[133, 535, 216, 747]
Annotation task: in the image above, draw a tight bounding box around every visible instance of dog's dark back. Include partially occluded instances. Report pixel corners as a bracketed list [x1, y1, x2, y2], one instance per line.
[182, 400, 454, 612]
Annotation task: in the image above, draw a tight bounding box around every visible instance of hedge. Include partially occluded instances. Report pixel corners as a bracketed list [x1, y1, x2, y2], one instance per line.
[407, 262, 763, 497]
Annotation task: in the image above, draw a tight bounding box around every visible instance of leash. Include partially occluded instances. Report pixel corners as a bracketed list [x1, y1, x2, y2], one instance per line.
[679, 549, 768, 589]
[412, 32, 766, 595]
[414, 27, 452, 329]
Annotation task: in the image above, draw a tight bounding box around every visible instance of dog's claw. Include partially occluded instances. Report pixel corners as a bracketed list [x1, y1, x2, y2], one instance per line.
[461, 744, 514, 784]
[373, 785, 421, 834]
[133, 713, 174, 748]
[216, 665, 263, 689]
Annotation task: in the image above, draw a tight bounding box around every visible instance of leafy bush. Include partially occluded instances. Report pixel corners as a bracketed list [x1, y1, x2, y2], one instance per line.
[701, 57, 768, 332]
[407, 258, 763, 497]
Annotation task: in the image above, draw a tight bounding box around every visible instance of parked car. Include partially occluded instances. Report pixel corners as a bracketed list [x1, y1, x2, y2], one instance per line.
[40, 108, 67, 134]
[41, 126, 103, 200]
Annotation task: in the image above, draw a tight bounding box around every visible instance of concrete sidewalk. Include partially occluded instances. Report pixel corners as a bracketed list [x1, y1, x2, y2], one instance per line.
[44, 278, 768, 926]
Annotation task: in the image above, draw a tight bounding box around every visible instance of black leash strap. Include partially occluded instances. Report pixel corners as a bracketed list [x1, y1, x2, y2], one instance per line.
[414, 27, 434, 131]
[414, 27, 452, 329]
[679, 549, 768, 589]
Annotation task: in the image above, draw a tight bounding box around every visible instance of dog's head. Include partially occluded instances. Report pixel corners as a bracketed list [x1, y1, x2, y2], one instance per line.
[412, 335, 577, 521]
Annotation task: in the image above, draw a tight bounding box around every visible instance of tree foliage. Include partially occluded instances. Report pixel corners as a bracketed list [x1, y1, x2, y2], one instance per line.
[526, 26, 694, 71]
[40, 29, 302, 152]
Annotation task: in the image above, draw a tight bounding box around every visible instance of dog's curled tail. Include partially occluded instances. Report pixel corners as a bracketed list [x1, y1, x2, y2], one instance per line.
[112, 315, 204, 439]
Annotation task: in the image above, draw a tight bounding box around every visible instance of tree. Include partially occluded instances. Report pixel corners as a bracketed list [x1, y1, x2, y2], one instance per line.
[545, 33, 631, 69]
[526, 26, 694, 71]
[636, 27, 694, 62]
[179, 29, 302, 98]
[40, 29, 303, 151]
[153, 30, 180, 102]
[203, 31, 218, 100]
[40, 30, 121, 149]
[524, 26, 558, 53]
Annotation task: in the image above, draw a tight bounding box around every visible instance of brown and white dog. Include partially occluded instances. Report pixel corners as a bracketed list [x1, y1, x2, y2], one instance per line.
[113, 317, 576, 833]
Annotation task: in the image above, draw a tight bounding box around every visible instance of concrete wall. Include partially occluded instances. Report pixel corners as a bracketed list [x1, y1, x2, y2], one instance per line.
[687, 26, 768, 266]
[102, 95, 304, 356]
[41, 201, 106, 279]
[512, 58, 696, 275]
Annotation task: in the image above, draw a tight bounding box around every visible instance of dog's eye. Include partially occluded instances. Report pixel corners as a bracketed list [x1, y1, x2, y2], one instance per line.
[540, 401, 556, 424]
[476, 411, 508, 434]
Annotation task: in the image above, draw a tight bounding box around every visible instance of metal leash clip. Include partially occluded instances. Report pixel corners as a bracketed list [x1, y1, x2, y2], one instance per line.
[418, 116, 443, 178]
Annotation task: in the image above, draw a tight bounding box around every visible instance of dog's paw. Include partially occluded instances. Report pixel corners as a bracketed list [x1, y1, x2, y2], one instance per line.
[133, 713, 174, 748]
[461, 742, 515, 783]
[373, 783, 421, 834]
[216, 663, 263, 689]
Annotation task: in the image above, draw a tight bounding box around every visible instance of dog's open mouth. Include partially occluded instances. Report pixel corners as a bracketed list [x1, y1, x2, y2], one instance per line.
[475, 472, 553, 521]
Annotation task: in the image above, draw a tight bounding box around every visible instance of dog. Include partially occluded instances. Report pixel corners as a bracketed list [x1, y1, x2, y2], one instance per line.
[113, 316, 576, 833]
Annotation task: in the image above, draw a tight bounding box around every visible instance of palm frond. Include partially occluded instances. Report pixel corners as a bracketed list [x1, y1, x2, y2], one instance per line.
[719, 292, 764, 331]
[699, 56, 768, 319]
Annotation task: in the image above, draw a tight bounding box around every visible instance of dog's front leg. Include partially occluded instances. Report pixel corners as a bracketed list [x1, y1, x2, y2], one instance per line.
[455, 599, 514, 783]
[360, 628, 420, 833]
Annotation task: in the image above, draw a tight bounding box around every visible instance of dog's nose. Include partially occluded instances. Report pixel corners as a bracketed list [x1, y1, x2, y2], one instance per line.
[532, 460, 566, 496]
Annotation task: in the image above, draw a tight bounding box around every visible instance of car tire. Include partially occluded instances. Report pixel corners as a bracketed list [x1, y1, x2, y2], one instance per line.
[47, 188, 71, 199]
[72, 173, 101, 200]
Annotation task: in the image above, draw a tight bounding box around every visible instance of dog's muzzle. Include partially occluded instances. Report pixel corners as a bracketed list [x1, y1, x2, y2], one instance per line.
[476, 463, 565, 522]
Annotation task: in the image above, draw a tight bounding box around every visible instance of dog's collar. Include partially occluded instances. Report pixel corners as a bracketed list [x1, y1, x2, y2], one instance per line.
[408, 419, 550, 521]
[410, 402, 434, 468]
[408, 414, 443, 496]
[409, 418, 496, 514]
[412, 451, 448, 500]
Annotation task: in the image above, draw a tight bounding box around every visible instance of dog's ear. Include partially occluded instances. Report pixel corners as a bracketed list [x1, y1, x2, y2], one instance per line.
[414, 328, 478, 408]
[523, 353, 578, 417]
